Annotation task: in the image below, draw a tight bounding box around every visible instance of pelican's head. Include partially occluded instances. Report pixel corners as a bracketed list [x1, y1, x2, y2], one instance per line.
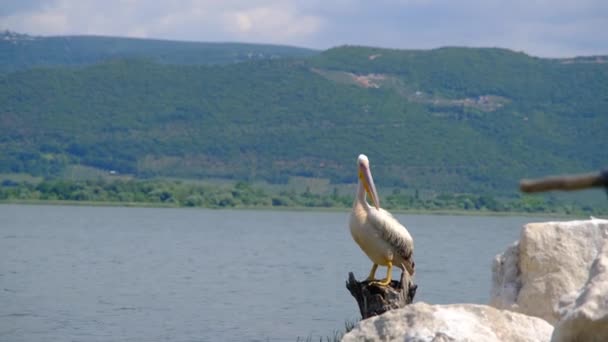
[357, 154, 380, 209]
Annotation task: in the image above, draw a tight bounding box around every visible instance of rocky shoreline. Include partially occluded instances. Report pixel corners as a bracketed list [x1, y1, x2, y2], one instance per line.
[343, 218, 608, 341]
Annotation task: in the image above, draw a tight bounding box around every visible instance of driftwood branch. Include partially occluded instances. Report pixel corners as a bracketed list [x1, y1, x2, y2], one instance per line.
[346, 271, 417, 319]
[520, 170, 608, 193]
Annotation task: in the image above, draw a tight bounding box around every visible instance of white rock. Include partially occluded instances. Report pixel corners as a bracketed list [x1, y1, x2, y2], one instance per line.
[551, 237, 608, 342]
[342, 302, 553, 342]
[490, 218, 608, 324]
[490, 241, 520, 310]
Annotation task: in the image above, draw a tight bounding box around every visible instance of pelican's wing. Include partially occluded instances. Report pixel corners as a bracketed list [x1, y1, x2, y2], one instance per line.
[367, 208, 414, 260]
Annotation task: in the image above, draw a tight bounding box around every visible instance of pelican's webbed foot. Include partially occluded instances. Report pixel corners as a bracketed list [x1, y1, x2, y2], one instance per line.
[369, 277, 392, 287]
[368, 262, 392, 287]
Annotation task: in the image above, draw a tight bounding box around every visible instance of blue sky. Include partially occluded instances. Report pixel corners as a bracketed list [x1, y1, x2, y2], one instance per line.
[1, 0, 607, 57]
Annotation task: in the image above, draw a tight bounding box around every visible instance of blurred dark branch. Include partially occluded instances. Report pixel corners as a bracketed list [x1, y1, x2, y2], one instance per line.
[520, 169, 608, 193]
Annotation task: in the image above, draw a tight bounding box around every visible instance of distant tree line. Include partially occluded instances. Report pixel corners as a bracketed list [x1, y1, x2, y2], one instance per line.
[1, 179, 604, 215]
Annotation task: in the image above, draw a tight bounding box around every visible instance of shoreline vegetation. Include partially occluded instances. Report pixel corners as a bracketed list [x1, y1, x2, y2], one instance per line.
[1, 178, 605, 217]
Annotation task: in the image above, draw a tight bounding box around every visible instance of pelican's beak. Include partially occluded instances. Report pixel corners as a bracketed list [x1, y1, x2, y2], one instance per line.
[359, 166, 380, 210]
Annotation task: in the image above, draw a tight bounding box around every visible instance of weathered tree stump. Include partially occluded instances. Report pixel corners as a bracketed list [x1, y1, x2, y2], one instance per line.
[346, 271, 417, 319]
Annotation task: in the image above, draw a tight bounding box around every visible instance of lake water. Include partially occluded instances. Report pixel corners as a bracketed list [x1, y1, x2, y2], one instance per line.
[0, 204, 555, 341]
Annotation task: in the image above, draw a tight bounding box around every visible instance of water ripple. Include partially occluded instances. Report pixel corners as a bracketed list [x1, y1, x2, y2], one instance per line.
[0, 205, 548, 341]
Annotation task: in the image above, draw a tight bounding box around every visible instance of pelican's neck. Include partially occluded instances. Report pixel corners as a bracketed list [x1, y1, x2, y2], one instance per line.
[354, 179, 369, 209]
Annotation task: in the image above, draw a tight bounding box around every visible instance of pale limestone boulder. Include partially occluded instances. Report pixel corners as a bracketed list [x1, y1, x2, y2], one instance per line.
[490, 241, 520, 309]
[342, 302, 553, 342]
[551, 237, 608, 342]
[490, 218, 608, 324]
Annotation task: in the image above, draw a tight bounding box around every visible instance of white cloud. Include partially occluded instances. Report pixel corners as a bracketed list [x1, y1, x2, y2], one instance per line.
[223, 5, 323, 42]
[0, 0, 324, 45]
[0, 0, 606, 56]
[1, 2, 68, 34]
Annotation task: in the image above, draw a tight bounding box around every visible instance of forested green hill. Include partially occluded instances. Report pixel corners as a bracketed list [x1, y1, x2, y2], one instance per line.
[0, 31, 319, 72]
[1, 38, 606, 195]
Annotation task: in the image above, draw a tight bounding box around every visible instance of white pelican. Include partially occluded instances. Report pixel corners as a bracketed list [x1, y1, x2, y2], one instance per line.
[349, 154, 415, 286]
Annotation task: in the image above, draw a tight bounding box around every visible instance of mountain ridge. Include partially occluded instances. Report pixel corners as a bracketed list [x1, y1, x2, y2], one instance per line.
[0, 30, 320, 72]
[1, 33, 606, 195]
